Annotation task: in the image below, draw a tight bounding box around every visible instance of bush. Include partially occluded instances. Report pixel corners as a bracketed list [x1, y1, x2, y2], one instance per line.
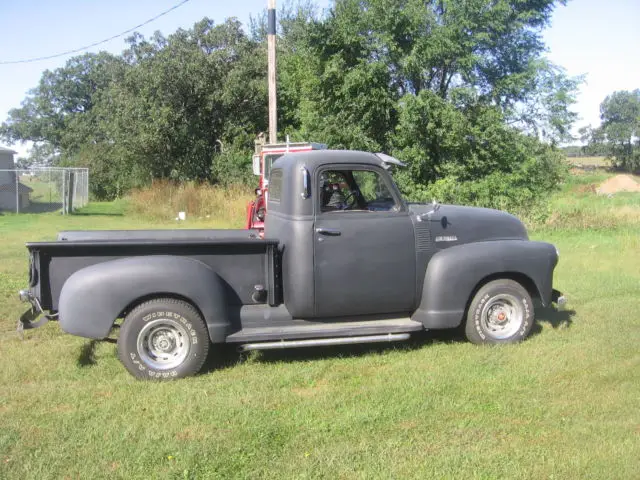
[127, 180, 252, 227]
[390, 91, 568, 220]
[210, 147, 255, 187]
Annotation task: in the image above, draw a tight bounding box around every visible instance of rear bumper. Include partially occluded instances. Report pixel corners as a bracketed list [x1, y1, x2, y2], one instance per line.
[17, 289, 49, 338]
[552, 289, 567, 310]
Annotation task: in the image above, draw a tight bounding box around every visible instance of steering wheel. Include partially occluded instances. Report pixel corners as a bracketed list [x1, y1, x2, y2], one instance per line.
[341, 190, 360, 210]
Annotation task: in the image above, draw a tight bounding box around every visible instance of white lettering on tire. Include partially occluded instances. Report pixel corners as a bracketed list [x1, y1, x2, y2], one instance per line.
[474, 294, 490, 340]
[518, 298, 531, 336]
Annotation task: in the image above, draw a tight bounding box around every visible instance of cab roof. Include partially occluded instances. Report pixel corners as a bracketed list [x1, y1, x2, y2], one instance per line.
[271, 150, 405, 173]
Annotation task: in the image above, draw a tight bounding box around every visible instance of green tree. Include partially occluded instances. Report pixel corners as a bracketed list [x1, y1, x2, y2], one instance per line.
[14, 157, 32, 169]
[578, 125, 607, 157]
[278, 0, 579, 150]
[0, 52, 126, 155]
[97, 18, 268, 192]
[2, 0, 579, 211]
[276, 0, 575, 210]
[596, 89, 640, 171]
[1, 19, 268, 199]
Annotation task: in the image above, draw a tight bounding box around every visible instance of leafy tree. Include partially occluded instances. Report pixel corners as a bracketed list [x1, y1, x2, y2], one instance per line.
[274, 0, 575, 210]
[577, 125, 607, 157]
[597, 89, 640, 171]
[390, 88, 566, 209]
[580, 90, 640, 171]
[14, 157, 32, 169]
[2, 0, 579, 212]
[99, 19, 268, 186]
[2, 19, 268, 199]
[278, 0, 578, 160]
[0, 52, 126, 155]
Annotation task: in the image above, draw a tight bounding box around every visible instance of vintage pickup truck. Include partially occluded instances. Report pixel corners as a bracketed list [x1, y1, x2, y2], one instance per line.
[19, 150, 565, 379]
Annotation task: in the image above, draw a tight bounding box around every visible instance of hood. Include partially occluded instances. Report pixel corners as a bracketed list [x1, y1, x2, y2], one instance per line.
[408, 203, 528, 246]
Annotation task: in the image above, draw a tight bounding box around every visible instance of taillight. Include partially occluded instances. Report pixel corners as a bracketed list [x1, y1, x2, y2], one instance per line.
[28, 252, 38, 287]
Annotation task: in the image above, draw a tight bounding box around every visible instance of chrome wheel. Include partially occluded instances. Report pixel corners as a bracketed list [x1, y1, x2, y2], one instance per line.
[136, 318, 190, 370]
[480, 293, 524, 340]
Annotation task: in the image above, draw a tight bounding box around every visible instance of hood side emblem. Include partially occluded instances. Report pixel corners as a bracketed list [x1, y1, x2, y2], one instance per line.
[435, 235, 458, 242]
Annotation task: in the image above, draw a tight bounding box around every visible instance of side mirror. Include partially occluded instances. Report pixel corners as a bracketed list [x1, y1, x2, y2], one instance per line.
[252, 155, 261, 176]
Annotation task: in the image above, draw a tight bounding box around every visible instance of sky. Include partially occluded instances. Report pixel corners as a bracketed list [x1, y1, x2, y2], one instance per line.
[0, 0, 638, 157]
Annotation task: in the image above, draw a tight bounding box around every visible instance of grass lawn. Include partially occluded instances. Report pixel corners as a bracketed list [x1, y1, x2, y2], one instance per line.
[1, 179, 639, 479]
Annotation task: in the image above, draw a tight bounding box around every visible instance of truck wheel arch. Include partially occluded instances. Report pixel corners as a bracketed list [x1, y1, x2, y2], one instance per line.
[412, 240, 557, 329]
[118, 292, 206, 326]
[58, 256, 232, 342]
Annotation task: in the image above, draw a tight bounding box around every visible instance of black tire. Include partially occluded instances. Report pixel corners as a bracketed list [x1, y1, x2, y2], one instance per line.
[465, 279, 534, 345]
[117, 298, 210, 380]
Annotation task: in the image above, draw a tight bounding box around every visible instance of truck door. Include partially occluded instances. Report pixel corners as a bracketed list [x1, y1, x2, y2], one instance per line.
[313, 165, 416, 317]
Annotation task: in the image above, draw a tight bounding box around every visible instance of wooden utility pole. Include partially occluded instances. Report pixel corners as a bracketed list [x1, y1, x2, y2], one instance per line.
[267, 0, 277, 144]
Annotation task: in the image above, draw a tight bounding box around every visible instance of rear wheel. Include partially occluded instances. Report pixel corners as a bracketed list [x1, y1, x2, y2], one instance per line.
[117, 298, 210, 380]
[465, 279, 534, 344]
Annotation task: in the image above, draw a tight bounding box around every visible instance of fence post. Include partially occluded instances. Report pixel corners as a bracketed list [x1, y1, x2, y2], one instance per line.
[15, 169, 19, 214]
[67, 171, 75, 213]
[62, 171, 66, 215]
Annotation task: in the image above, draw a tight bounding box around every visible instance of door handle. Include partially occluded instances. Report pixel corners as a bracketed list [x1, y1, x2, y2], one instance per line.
[315, 228, 341, 236]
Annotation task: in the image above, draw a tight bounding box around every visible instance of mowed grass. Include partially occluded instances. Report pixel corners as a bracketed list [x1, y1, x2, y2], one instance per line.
[1, 179, 639, 479]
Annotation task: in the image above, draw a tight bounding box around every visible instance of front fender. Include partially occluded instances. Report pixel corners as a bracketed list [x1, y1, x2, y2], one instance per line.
[412, 240, 558, 329]
[58, 256, 230, 341]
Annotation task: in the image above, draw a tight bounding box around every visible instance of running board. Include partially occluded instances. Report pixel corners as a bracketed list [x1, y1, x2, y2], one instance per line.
[225, 318, 423, 343]
[239, 333, 411, 352]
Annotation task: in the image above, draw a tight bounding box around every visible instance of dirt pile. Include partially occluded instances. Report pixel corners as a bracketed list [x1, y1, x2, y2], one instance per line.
[596, 174, 640, 195]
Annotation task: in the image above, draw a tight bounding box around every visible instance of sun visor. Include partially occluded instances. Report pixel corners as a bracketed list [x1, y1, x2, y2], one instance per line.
[375, 153, 407, 169]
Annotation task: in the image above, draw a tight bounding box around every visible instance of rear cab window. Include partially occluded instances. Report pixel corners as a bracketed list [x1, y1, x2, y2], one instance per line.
[269, 169, 283, 203]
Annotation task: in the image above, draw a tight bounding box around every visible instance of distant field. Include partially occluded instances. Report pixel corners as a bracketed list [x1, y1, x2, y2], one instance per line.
[566, 156, 609, 167]
[544, 171, 640, 229]
[1, 174, 639, 479]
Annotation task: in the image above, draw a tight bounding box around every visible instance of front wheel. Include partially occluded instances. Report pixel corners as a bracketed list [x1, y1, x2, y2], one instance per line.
[465, 279, 534, 344]
[117, 298, 210, 380]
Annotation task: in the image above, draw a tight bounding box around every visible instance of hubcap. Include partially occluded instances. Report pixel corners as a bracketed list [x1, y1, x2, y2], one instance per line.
[480, 293, 523, 339]
[136, 318, 190, 370]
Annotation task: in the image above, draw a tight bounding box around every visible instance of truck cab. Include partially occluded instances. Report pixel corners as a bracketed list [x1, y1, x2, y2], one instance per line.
[19, 150, 565, 380]
[265, 150, 418, 318]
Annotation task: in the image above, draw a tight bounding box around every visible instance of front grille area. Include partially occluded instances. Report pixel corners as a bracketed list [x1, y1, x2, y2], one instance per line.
[414, 223, 431, 252]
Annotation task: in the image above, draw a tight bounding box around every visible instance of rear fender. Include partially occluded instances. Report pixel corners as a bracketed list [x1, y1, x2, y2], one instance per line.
[58, 256, 230, 341]
[412, 240, 558, 329]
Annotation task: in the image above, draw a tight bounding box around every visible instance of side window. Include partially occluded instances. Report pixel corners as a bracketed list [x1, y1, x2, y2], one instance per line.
[351, 171, 396, 211]
[269, 169, 283, 203]
[320, 171, 349, 212]
[319, 169, 398, 212]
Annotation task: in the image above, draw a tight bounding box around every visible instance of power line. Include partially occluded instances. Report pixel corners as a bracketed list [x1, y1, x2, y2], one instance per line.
[0, 0, 191, 65]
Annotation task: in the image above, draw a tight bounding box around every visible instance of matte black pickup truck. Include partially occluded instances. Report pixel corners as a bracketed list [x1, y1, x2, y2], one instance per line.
[19, 150, 565, 379]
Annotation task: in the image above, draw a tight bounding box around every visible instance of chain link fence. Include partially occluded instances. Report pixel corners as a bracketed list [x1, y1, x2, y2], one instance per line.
[0, 167, 89, 214]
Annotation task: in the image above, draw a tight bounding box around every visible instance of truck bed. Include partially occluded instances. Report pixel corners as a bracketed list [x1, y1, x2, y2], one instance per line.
[26, 230, 279, 312]
[56, 229, 262, 242]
